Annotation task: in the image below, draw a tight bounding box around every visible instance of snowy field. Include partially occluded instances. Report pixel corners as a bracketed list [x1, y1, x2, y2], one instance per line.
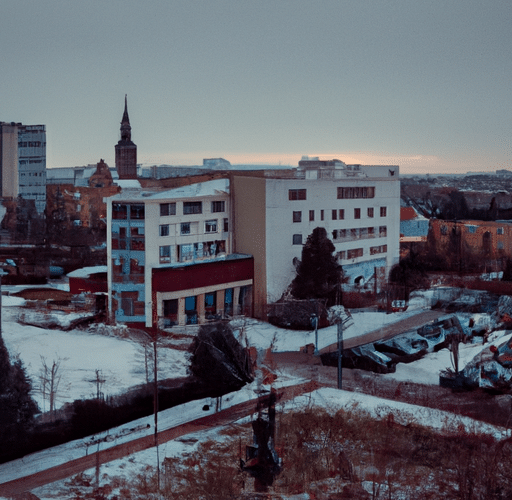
[1, 287, 509, 412]
[0, 285, 511, 497]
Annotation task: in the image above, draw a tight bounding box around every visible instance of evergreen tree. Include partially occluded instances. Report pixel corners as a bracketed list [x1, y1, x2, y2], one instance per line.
[0, 337, 38, 453]
[290, 227, 342, 305]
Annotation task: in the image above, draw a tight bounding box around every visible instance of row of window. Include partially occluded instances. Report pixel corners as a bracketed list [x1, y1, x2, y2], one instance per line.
[159, 218, 228, 237]
[293, 206, 387, 223]
[288, 187, 376, 201]
[18, 141, 45, 148]
[160, 200, 225, 217]
[446, 225, 505, 235]
[159, 240, 227, 263]
[332, 226, 387, 241]
[334, 245, 387, 261]
[292, 227, 387, 246]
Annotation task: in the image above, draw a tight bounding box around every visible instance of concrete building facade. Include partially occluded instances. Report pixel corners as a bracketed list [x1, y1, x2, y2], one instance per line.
[0, 122, 46, 213]
[106, 179, 253, 328]
[0, 122, 19, 200]
[18, 124, 46, 213]
[231, 159, 400, 318]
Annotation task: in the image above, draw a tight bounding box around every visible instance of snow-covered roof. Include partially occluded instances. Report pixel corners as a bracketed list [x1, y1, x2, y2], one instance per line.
[109, 178, 229, 202]
[67, 266, 107, 278]
[116, 179, 142, 189]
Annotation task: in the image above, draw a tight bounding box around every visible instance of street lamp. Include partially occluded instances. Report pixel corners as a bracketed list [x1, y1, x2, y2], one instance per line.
[311, 314, 319, 355]
[140, 328, 159, 491]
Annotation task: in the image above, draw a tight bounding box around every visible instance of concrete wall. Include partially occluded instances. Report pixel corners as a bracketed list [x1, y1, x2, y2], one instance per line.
[0, 124, 18, 198]
[231, 175, 267, 318]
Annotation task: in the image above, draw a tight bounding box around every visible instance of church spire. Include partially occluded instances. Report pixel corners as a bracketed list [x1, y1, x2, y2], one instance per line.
[120, 94, 131, 141]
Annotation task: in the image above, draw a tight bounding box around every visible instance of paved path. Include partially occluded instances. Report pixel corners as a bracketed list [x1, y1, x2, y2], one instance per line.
[0, 381, 320, 497]
[320, 309, 447, 353]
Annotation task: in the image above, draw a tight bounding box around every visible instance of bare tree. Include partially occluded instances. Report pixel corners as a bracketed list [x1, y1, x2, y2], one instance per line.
[40, 356, 61, 420]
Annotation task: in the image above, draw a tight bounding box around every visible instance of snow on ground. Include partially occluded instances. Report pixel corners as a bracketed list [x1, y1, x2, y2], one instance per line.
[1, 287, 504, 412]
[23, 386, 510, 500]
[2, 307, 190, 412]
[235, 303, 428, 353]
[0, 287, 510, 496]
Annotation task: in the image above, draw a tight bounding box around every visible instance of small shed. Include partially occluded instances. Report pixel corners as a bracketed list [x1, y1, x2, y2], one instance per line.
[68, 266, 108, 295]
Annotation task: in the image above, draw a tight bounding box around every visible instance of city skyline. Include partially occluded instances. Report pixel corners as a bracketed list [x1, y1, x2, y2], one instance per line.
[1, 0, 511, 174]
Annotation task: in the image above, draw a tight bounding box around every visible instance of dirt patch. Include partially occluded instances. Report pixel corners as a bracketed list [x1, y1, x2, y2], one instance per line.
[12, 288, 74, 301]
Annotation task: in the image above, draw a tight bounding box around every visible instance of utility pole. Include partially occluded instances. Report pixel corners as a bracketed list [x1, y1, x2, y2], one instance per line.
[337, 318, 343, 389]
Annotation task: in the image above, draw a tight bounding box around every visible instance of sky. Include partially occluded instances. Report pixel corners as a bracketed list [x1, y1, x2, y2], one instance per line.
[1, 0, 511, 174]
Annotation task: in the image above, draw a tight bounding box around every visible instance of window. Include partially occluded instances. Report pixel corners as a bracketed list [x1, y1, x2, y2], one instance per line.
[180, 222, 190, 235]
[354, 208, 361, 219]
[498, 241, 504, 250]
[347, 248, 364, 259]
[205, 220, 218, 233]
[130, 204, 145, 219]
[289, 189, 307, 200]
[112, 203, 128, 220]
[368, 207, 374, 218]
[160, 224, 169, 236]
[163, 299, 178, 325]
[337, 186, 375, 199]
[320, 210, 324, 221]
[498, 227, 504, 235]
[183, 201, 202, 214]
[332, 230, 338, 239]
[292, 234, 302, 245]
[336, 251, 346, 261]
[380, 207, 387, 217]
[159, 245, 171, 263]
[441, 225, 448, 235]
[371, 245, 387, 255]
[293, 211, 302, 223]
[368, 227, 375, 237]
[223, 218, 229, 232]
[379, 226, 387, 237]
[205, 292, 217, 317]
[467, 225, 476, 234]
[211, 201, 225, 213]
[332, 210, 337, 220]
[185, 296, 197, 325]
[309, 210, 314, 222]
[339, 209, 345, 220]
[160, 203, 176, 216]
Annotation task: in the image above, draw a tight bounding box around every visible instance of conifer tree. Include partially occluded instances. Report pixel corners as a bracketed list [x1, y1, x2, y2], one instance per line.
[290, 227, 342, 306]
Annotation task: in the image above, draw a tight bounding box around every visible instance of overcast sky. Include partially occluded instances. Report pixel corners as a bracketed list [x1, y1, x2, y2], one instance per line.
[1, 0, 511, 174]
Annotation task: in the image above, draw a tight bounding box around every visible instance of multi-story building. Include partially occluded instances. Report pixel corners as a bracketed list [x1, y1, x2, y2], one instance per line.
[231, 158, 400, 318]
[0, 122, 46, 213]
[18, 124, 46, 213]
[430, 219, 512, 263]
[106, 178, 254, 328]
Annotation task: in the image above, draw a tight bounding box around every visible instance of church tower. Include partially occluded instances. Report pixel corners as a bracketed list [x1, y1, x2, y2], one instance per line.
[115, 95, 137, 179]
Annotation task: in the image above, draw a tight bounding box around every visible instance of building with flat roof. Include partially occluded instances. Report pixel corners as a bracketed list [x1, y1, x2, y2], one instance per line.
[0, 122, 46, 213]
[231, 159, 400, 318]
[106, 178, 253, 328]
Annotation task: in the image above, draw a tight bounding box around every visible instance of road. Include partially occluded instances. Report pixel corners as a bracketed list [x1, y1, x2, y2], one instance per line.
[320, 309, 447, 353]
[0, 380, 320, 497]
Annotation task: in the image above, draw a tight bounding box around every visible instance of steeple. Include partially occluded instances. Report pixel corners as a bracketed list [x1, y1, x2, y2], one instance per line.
[115, 95, 137, 179]
[120, 94, 131, 141]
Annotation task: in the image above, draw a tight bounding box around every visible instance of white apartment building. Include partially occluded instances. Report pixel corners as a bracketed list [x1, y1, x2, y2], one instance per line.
[231, 160, 400, 318]
[106, 179, 253, 328]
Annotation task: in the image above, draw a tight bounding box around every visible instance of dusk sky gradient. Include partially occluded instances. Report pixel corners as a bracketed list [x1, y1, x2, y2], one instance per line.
[1, 0, 511, 174]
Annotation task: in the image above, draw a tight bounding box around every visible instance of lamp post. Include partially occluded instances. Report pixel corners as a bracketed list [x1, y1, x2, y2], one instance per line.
[337, 318, 343, 389]
[141, 327, 159, 492]
[311, 314, 319, 355]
